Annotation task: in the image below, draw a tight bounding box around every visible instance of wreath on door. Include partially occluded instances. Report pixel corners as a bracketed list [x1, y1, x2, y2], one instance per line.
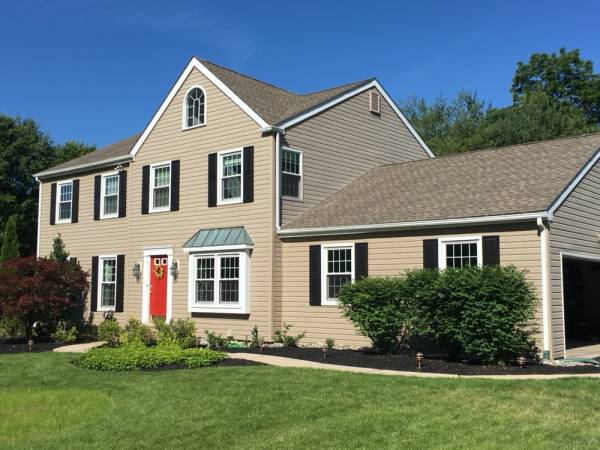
[153, 264, 165, 280]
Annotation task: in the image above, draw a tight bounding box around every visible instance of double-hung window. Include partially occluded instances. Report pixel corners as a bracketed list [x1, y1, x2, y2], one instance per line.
[189, 252, 249, 313]
[150, 163, 171, 212]
[101, 174, 119, 218]
[439, 237, 482, 269]
[321, 244, 354, 305]
[99, 256, 117, 310]
[218, 150, 243, 204]
[56, 181, 73, 223]
[281, 148, 302, 199]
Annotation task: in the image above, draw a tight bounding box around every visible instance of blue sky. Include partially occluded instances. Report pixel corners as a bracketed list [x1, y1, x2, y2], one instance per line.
[2, 0, 599, 147]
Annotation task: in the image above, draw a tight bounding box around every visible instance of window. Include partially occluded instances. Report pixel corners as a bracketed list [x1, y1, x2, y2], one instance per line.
[56, 181, 73, 223]
[99, 256, 117, 310]
[184, 87, 206, 129]
[101, 173, 119, 218]
[369, 91, 381, 114]
[440, 237, 482, 269]
[281, 148, 302, 199]
[322, 244, 354, 305]
[150, 163, 171, 212]
[189, 251, 249, 313]
[218, 150, 243, 204]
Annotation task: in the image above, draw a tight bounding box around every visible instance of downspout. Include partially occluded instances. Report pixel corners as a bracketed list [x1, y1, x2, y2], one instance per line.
[537, 216, 552, 359]
[36, 177, 42, 257]
[275, 131, 281, 230]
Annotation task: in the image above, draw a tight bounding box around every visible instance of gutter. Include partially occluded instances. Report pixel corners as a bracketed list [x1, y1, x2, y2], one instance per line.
[34, 155, 133, 180]
[35, 177, 42, 257]
[278, 211, 550, 238]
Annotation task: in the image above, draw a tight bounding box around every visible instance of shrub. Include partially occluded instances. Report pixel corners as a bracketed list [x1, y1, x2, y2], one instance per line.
[0, 257, 87, 340]
[325, 338, 335, 350]
[121, 318, 153, 346]
[0, 316, 25, 337]
[154, 318, 197, 348]
[250, 325, 260, 348]
[0, 215, 19, 263]
[412, 266, 539, 364]
[338, 277, 417, 353]
[73, 343, 225, 371]
[274, 323, 305, 347]
[51, 321, 78, 344]
[205, 330, 227, 349]
[98, 318, 121, 346]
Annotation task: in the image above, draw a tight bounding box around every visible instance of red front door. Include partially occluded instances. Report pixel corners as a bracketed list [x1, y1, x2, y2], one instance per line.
[150, 255, 168, 318]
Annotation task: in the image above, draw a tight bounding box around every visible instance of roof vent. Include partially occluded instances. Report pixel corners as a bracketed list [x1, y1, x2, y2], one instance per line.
[369, 91, 381, 115]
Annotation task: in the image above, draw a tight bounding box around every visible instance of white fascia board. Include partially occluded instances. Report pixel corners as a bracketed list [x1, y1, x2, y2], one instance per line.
[129, 58, 269, 158]
[276, 79, 435, 159]
[34, 155, 133, 179]
[547, 148, 600, 217]
[278, 212, 549, 238]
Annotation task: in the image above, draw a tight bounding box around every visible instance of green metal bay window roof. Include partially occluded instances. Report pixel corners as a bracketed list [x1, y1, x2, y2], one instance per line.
[183, 226, 254, 249]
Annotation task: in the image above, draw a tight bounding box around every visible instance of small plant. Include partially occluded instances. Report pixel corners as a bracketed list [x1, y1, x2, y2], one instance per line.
[325, 338, 335, 351]
[0, 316, 25, 337]
[154, 318, 197, 348]
[121, 318, 153, 346]
[250, 325, 259, 348]
[224, 340, 247, 349]
[274, 323, 306, 347]
[51, 321, 78, 344]
[98, 317, 121, 347]
[205, 330, 227, 349]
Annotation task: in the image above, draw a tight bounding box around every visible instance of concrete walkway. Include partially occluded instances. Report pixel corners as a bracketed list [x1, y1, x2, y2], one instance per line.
[53, 341, 104, 353]
[227, 352, 600, 380]
[565, 343, 600, 359]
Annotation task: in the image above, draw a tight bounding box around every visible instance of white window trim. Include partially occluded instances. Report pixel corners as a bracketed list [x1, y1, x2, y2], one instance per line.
[281, 146, 303, 201]
[438, 235, 483, 270]
[187, 249, 250, 314]
[149, 161, 172, 213]
[99, 171, 119, 220]
[55, 179, 74, 224]
[217, 148, 244, 206]
[321, 243, 355, 306]
[181, 85, 207, 130]
[97, 254, 117, 312]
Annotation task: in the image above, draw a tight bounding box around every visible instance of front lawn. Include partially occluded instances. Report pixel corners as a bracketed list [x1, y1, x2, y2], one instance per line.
[1, 353, 600, 449]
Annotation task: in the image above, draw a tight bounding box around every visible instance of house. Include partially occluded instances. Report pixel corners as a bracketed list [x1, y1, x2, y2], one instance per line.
[34, 57, 600, 359]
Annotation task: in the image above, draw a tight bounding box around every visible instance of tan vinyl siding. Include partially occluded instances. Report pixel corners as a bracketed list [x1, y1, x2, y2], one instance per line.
[280, 87, 430, 225]
[548, 161, 600, 358]
[281, 224, 542, 347]
[39, 67, 275, 339]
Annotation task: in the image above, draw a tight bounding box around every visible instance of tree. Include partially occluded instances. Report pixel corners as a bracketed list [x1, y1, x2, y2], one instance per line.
[49, 234, 69, 262]
[0, 215, 19, 263]
[55, 140, 96, 165]
[0, 257, 88, 340]
[512, 48, 600, 125]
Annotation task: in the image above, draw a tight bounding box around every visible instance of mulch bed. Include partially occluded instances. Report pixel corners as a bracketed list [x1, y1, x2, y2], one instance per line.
[0, 339, 63, 354]
[228, 347, 600, 375]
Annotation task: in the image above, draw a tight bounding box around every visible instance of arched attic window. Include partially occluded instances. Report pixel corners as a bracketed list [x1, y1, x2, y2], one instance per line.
[184, 87, 206, 128]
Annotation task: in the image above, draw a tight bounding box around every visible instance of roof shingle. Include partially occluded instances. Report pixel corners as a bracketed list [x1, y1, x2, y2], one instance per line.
[284, 133, 600, 230]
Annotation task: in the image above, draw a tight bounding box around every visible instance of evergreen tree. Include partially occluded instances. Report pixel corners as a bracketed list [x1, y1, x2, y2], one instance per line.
[49, 234, 69, 262]
[0, 215, 19, 263]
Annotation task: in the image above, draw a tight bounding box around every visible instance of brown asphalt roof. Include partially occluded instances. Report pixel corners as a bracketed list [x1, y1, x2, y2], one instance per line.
[284, 133, 600, 230]
[38, 59, 372, 177]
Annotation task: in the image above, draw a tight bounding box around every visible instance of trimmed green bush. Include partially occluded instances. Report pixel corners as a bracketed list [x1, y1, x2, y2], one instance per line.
[121, 318, 153, 346]
[154, 317, 197, 348]
[98, 318, 121, 346]
[73, 343, 225, 371]
[410, 266, 539, 363]
[338, 277, 417, 353]
[51, 321, 78, 344]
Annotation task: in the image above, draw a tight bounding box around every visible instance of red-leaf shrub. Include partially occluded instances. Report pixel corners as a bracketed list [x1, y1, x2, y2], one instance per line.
[0, 257, 88, 339]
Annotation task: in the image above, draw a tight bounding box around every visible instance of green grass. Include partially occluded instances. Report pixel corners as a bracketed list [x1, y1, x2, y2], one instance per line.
[2, 353, 600, 449]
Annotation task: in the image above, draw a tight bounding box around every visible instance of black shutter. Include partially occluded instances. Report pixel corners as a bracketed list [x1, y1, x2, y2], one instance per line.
[118, 171, 127, 218]
[170, 160, 180, 211]
[50, 183, 57, 225]
[243, 146, 254, 203]
[355, 243, 369, 280]
[90, 256, 98, 312]
[93, 175, 101, 220]
[423, 239, 439, 269]
[309, 245, 321, 306]
[141, 165, 150, 214]
[482, 235, 501, 266]
[208, 153, 217, 207]
[115, 255, 125, 312]
[71, 179, 79, 223]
